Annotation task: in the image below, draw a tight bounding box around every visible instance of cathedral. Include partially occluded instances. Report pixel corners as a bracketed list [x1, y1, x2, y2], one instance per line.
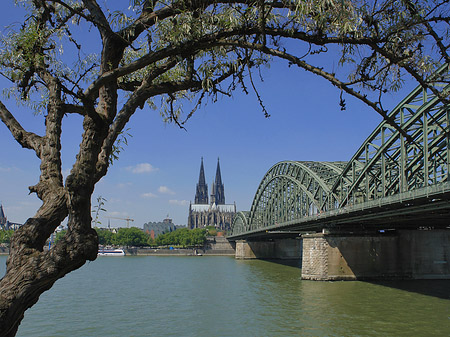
[188, 158, 236, 230]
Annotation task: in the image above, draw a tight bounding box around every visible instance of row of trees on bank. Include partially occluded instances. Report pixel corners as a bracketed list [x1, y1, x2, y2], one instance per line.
[155, 228, 207, 248]
[55, 227, 209, 248]
[96, 227, 149, 247]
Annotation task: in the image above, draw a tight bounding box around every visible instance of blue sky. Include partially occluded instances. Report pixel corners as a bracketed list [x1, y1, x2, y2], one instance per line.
[0, 2, 413, 227]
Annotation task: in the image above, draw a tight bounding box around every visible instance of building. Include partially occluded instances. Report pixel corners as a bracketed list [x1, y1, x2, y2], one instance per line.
[188, 158, 236, 230]
[0, 204, 6, 229]
[143, 216, 180, 239]
[0, 204, 22, 230]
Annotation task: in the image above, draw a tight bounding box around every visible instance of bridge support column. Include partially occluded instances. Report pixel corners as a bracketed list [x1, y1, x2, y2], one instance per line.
[301, 230, 450, 280]
[235, 239, 302, 260]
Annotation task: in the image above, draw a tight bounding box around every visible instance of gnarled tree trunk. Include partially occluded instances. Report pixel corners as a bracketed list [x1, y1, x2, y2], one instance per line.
[0, 27, 116, 333]
[0, 188, 98, 336]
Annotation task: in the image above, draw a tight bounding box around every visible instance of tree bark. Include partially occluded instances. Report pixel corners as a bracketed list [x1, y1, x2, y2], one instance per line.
[0, 190, 98, 337]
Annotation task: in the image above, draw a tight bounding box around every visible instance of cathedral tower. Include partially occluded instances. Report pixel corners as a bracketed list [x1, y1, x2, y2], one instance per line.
[211, 158, 225, 205]
[188, 158, 236, 230]
[194, 157, 209, 204]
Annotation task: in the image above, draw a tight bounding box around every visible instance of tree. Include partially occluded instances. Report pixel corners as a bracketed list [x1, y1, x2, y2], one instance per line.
[115, 227, 149, 247]
[95, 228, 115, 246]
[0, 230, 14, 245]
[147, 235, 156, 247]
[0, 0, 449, 335]
[191, 228, 207, 247]
[155, 227, 207, 247]
[91, 195, 107, 227]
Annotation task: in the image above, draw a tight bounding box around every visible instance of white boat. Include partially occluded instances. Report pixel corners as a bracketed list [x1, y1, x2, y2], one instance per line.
[98, 248, 125, 256]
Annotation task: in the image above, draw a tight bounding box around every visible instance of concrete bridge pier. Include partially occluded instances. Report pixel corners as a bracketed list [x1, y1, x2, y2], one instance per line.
[235, 238, 302, 260]
[301, 229, 450, 280]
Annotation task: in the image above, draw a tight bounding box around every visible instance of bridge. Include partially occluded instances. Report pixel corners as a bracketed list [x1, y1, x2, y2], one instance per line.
[228, 64, 450, 280]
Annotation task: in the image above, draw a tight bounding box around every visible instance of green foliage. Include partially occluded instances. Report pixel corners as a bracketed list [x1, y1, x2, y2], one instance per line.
[204, 226, 227, 236]
[147, 236, 156, 247]
[1, 0, 447, 130]
[205, 226, 217, 236]
[0, 230, 14, 244]
[95, 227, 150, 247]
[115, 227, 149, 247]
[96, 229, 116, 246]
[92, 196, 107, 227]
[54, 230, 67, 243]
[109, 129, 133, 165]
[155, 228, 207, 248]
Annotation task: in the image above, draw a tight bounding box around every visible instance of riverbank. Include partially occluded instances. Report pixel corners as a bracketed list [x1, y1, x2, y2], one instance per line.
[125, 236, 235, 256]
[0, 236, 236, 256]
[126, 247, 235, 256]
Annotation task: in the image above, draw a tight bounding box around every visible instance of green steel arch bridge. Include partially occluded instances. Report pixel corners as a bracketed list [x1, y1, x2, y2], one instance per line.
[229, 64, 450, 241]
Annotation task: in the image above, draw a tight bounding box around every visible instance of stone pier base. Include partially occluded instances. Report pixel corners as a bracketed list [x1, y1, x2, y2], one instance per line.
[301, 230, 450, 280]
[235, 239, 302, 260]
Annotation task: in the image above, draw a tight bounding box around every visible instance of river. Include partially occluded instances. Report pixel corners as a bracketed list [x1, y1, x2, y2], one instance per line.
[1, 255, 449, 336]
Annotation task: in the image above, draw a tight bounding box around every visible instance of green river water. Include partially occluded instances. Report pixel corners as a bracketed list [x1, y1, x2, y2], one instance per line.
[1, 255, 449, 336]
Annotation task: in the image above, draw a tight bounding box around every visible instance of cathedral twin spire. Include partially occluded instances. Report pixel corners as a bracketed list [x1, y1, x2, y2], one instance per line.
[194, 158, 225, 205]
[211, 158, 225, 205]
[194, 157, 209, 204]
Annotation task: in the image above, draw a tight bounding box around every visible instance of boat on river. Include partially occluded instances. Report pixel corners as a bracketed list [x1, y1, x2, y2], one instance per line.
[98, 247, 125, 256]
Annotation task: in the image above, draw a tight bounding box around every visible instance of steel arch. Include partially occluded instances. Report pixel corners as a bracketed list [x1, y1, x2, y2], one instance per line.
[231, 211, 250, 234]
[331, 63, 450, 207]
[230, 64, 450, 238]
[230, 161, 345, 236]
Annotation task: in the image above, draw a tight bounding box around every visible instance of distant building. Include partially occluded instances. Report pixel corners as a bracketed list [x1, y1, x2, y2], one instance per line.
[188, 158, 236, 230]
[97, 226, 119, 234]
[0, 204, 6, 229]
[0, 204, 22, 230]
[143, 216, 180, 238]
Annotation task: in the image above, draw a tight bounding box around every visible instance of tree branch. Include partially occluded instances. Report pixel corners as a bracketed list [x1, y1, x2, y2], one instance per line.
[62, 104, 86, 116]
[80, 0, 112, 39]
[217, 40, 415, 141]
[0, 101, 43, 154]
[83, 26, 257, 100]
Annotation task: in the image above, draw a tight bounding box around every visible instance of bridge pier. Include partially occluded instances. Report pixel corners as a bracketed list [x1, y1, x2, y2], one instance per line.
[301, 229, 450, 280]
[235, 239, 302, 260]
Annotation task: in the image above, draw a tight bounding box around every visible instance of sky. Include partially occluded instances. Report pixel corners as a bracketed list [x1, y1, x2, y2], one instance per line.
[0, 2, 415, 228]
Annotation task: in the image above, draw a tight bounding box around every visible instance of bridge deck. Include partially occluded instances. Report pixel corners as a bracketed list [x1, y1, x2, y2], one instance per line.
[228, 182, 450, 240]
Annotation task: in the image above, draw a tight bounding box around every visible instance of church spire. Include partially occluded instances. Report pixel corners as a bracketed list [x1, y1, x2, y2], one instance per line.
[194, 157, 209, 204]
[0, 204, 6, 227]
[213, 158, 225, 204]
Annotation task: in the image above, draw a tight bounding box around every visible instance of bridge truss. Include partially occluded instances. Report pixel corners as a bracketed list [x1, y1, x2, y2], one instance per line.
[230, 64, 450, 239]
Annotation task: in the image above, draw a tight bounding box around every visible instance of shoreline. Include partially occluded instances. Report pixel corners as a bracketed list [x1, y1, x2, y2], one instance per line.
[0, 249, 235, 257]
[125, 247, 235, 256]
[0, 237, 236, 257]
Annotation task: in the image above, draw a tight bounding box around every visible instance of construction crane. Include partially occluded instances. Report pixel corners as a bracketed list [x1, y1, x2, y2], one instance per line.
[106, 216, 135, 228]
